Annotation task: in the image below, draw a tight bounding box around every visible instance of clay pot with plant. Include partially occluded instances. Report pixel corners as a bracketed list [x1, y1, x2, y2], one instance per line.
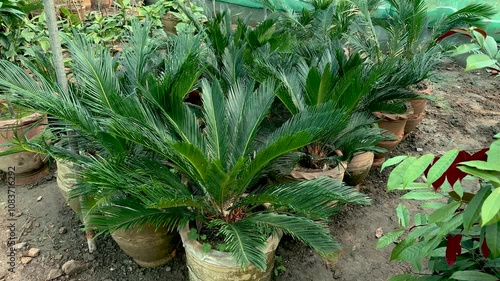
[112, 223, 180, 267]
[347, 0, 495, 139]
[264, 47, 390, 184]
[344, 151, 373, 186]
[69, 39, 370, 279]
[78, 84, 368, 279]
[0, 22, 369, 278]
[290, 144, 347, 181]
[404, 81, 433, 136]
[98, 71, 370, 279]
[368, 112, 406, 166]
[0, 22, 205, 258]
[0, 100, 49, 185]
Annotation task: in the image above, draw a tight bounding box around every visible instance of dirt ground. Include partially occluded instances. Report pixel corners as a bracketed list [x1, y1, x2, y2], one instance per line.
[1, 58, 499, 281]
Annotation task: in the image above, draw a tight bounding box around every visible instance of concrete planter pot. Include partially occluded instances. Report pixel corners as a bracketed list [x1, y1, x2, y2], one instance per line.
[290, 161, 347, 181]
[56, 159, 81, 213]
[180, 225, 281, 281]
[344, 152, 374, 185]
[112, 224, 179, 268]
[0, 112, 49, 185]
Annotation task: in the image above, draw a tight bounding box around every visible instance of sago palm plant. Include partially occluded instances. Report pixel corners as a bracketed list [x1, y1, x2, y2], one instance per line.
[0, 21, 206, 162]
[345, 0, 496, 106]
[0, 21, 371, 270]
[257, 42, 414, 167]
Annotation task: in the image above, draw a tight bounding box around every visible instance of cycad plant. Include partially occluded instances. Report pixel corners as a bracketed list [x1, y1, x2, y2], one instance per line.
[259, 41, 408, 168]
[0, 21, 371, 270]
[345, 0, 496, 97]
[347, 0, 495, 62]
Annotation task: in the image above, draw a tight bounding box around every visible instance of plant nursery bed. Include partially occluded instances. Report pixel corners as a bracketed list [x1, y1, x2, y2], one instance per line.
[0, 58, 499, 281]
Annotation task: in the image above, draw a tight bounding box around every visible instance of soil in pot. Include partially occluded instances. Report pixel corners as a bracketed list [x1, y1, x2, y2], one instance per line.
[112, 224, 179, 268]
[0, 112, 49, 185]
[180, 225, 281, 281]
[344, 152, 374, 186]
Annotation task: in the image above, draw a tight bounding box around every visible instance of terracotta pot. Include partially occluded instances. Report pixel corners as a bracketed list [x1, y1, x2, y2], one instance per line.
[180, 225, 281, 281]
[161, 12, 179, 34]
[410, 82, 433, 116]
[56, 160, 81, 213]
[0, 112, 49, 185]
[374, 112, 408, 137]
[290, 161, 347, 181]
[373, 132, 404, 166]
[404, 112, 425, 136]
[371, 157, 386, 167]
[112, 224, 179, 268]
[410, 99, 427, 116]
[344, 152, 374, 185]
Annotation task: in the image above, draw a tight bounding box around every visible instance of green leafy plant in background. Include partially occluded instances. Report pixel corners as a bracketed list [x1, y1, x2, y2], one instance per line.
[378, 134, 500, 280]
[0, 0, 42, 60]
[438, 27, 499, 77]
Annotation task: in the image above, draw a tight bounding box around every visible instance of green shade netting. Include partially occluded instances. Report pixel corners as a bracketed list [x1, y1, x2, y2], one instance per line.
[214, 0, 500, 41]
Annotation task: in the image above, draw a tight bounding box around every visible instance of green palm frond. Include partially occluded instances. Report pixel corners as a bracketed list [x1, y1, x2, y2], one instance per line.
[119, 21, 162, 87]
[433, 4, 496, 37]
[236, 177, 370, 220]
[63, 32, 122, 112]
[200, 79, 227, 162]
[84, 198, 194, 234]
[248, 213, 340, 256]
[0, 61, 105, 139]
[333, 112, 387, 160]
[226, 79, 276, 165]
[348, 0, 383, 61]
[212, 219, 268, 270]
[71, 154, 192, 200]
[238, 102, 348, 190]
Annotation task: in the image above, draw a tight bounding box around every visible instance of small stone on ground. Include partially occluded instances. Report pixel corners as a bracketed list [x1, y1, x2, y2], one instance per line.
[21, 257, 33, 264]
[13, 242, 26, 250]
[27, 247, 40, 257]
[46, 268, 63, 280]
[62, 260, 86, 276]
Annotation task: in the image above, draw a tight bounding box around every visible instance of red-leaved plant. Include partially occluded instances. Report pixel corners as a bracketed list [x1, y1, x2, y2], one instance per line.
[376, 134, 500, 281]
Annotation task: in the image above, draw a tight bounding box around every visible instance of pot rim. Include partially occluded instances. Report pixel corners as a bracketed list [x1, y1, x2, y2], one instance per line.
[292, 161, 348, 174]
[0, 112, 43, 128]
[373, 112, 408, 121]
[180, 224, 281, 268]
